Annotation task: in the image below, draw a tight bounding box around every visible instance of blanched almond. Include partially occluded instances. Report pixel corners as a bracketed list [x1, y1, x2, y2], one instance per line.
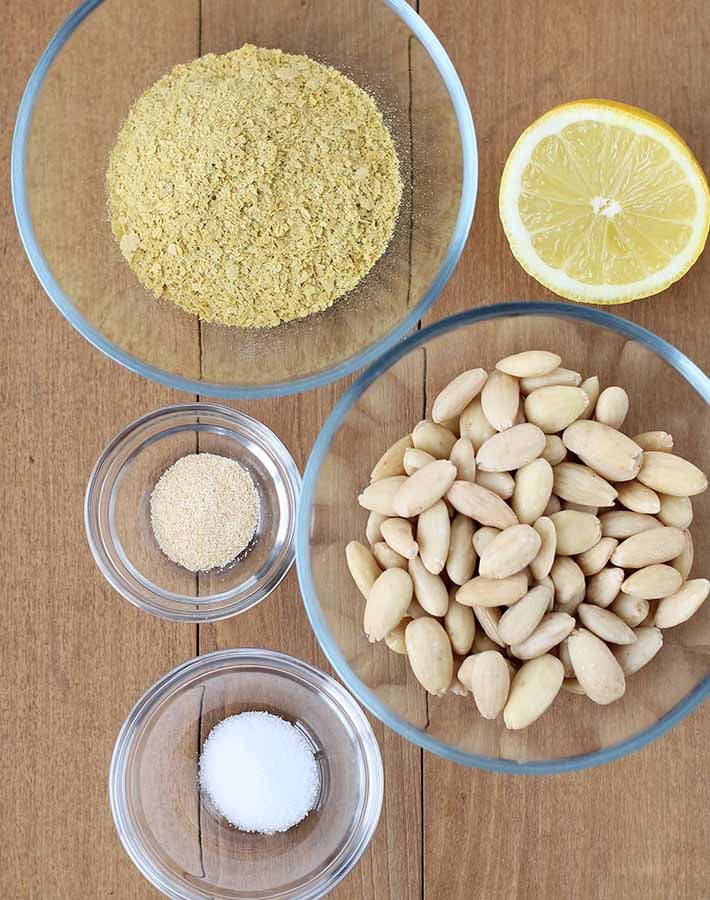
[413, 500, 450, 575]
[611, 526, 686, 569]
[615, 480, 660, 514]
[558, 638, 574, 678]
[594, 386, 629, 430]
[449, 437, 477, 482]
[412, 419, 457, 459]
[562, 420, 643, 482]
[408, 555, 449, 616]
[372, 541, 408, 570]
[496, 350, 561, 378]
[578, 375, 600, 420]
[498, 585, 551, 645]
[481, 369, 520, 432]
[577, 603, 637, 644]
[447, 481, 518, 529]
[637, 451, 708, 497]
[468, 651, 511, 719]
[512, 458, 553, 524]
[364, 568, 413, 641]
[550, 556, 586, 614]
[566, 628, 625, 704]
[456, 572, 528, 608]
[479, 524, 542, 579]
[503, 655, 564, 729]
[654, 579, 709, 628]
[365, 511, 386, 546]
[599, 510, 661, 538]
[621, 564, 683, 600]
[381, 518, 418, 560]
[510, 612, 575, 659]
[446, 515, 476, 585]
[550, 510, 601, 555]
[671, 529, 694, 580]
[519, 367, 582, 394]
[432, 368, 488, 423]
[370, 434, 413, 481]
[633, 431, 673, 452]
[585, 566, 625, 608]
[553, 462, 617, 507]
[473, 606, 505, 646]
[346, 541, 381, 599]
[459, 397, 496, 450]
[403, 447, 436, 475]
[475, 470, 515, 499]
[657, 494, 693, 529]
[405, 617, 453, 696]
[385, 617, 412, 654]
[476, 423, 545, 472]
[612, 626, 663, 675]
[444, 597, 476, 655]
[530, 516, 557, 580]
[456, 654, 476, 690]
[472, 526, 500, 555]
[576, 536, 618, 576]
[358, 476, 407, 515]
[524, 385, 588, 433]
[540, 434, 567, 465]
[394, 459, 457, 518]
[609, 594, 650, 628]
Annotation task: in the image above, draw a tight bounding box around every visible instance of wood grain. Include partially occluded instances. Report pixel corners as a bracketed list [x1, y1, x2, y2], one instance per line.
[1, 1, 708, 899]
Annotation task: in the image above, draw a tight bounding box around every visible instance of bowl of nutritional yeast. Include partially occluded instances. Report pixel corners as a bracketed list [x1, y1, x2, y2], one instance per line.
[297, 302, 710, 773]
[12, 0, 476, 398]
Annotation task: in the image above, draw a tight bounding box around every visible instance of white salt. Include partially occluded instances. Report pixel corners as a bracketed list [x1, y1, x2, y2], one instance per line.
[199, 711, 320, 835]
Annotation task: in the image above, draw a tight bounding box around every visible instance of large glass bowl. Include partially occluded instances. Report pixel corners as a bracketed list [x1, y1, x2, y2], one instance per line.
[11, 0, 476, 398]
[296, 302, 710, 773]
[110, 649, 383, 899]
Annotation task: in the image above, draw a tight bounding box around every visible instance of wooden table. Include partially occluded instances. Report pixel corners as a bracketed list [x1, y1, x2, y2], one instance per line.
[2, 1, 709, 897]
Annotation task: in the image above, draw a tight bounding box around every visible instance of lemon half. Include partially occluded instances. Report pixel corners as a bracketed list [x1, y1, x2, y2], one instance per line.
[499, 100, 710, 304]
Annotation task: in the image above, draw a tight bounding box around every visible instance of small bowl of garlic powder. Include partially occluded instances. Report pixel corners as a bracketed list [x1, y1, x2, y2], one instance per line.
[110, 648, 383, 900]
[85, 403, 300, 621]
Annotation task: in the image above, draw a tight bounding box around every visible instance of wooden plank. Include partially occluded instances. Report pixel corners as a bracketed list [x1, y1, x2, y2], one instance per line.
[0, 2, 200, 898]
[198, 3, 423, 898]
[418, 1, 710, 898]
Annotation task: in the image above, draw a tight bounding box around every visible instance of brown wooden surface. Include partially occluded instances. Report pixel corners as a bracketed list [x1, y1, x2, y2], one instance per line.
[2, 1, 709, 899]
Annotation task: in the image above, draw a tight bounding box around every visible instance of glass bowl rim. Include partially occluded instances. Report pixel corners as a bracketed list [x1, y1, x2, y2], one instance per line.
[295, 299, 710, 774]
[109, 647, 385, 900]
[84, 402, 301, 622]
[10, 0, 478, 400]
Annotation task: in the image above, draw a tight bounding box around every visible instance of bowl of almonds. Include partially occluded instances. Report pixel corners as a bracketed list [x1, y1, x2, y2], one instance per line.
[297, 302, 710, 772]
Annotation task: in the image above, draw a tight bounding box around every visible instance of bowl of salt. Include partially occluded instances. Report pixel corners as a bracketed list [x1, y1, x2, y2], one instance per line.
[110, 648, 383, 900]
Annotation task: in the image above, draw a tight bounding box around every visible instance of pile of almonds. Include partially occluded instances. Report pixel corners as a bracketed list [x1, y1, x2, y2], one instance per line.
[346, 350, 709, 730]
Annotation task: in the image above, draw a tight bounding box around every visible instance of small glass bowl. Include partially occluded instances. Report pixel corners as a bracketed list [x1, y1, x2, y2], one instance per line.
[85, 403, 300, 621]
[110, 648, 384, 900]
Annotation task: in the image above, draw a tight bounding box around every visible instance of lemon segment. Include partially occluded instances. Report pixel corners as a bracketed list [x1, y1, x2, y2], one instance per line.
[499, 100, 710, 304]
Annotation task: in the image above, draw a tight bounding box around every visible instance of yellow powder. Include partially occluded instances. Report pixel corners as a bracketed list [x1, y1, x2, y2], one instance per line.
[106, 44, 402, 328]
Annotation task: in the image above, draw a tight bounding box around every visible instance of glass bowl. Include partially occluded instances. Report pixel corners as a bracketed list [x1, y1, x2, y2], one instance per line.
[85, 403, 300, 621]
[110, 648, 384, 900]
[296, 301, 710, 773]
[12, 0, 476, 398]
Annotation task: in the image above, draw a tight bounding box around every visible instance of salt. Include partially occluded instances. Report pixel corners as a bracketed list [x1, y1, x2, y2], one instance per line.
[199, 711, 321, 835]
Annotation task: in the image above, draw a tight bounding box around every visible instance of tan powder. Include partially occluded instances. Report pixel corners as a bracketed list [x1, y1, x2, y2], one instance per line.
[107, 44, 402, 328]
[150, 453, 260, 572]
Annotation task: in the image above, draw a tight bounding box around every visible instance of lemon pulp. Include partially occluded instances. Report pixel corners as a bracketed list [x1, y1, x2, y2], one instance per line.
[500, 101, 710, 304]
